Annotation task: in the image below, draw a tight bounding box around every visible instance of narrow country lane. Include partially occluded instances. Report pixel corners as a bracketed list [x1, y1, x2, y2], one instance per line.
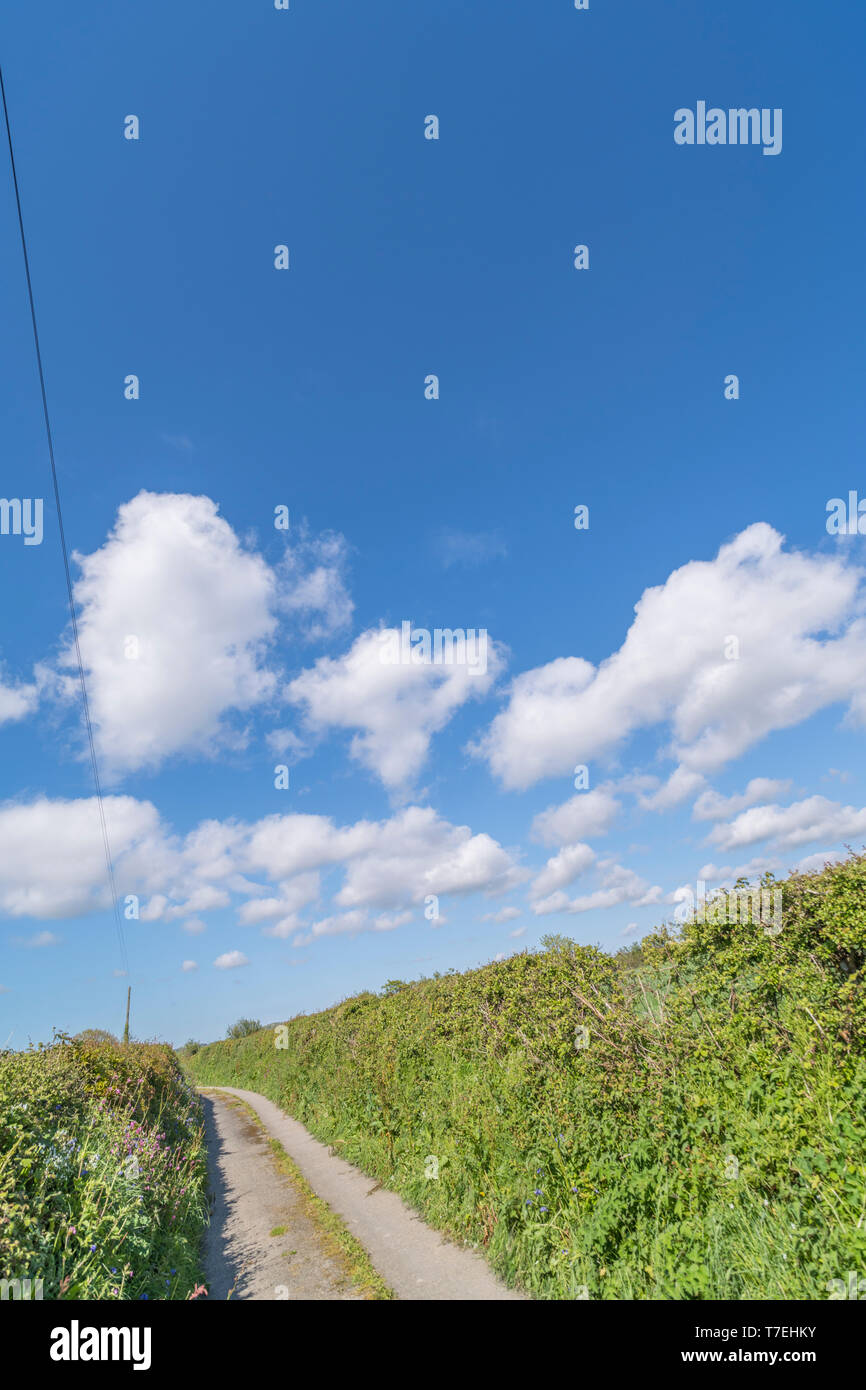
[201, 1091, 369, 1300]
[200, 1087, 526, 1302]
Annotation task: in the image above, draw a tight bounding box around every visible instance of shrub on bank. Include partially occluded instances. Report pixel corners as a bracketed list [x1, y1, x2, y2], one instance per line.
[0, 1035, 208, 1300]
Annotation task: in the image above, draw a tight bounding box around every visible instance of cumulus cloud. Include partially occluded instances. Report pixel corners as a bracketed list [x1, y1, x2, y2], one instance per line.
[58, 492, 279, 776]
[476, 525, 866, 789]
[480, 905, 522, 923]
[692, 778, 792, 822]
[0, 670, 40, 724]
[0, 795, 167, 919]
[532, 860, 662, 917]
[638, 768, 706, 812]
[707, 795, 866, 853]
[237, 873, 320, 926]
[531, 788, 620, 846]
[529, 843, 596, 900]
[287, 627, 503, 793]
[214, 950, 249, 969]
[291, 908, 410, 948]
[181, 960, 198, 972]
[795, 849, 849, 875]
[0, 797, 523, 956]
[51, 493, 355, 779]
[696, 857, 781, 885]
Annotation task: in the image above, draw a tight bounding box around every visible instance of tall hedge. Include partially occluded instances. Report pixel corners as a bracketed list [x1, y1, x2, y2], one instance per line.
[184, 853, 866, 1299]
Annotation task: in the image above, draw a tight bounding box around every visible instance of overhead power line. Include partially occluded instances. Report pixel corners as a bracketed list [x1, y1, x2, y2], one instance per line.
[0, 64, 129, 979]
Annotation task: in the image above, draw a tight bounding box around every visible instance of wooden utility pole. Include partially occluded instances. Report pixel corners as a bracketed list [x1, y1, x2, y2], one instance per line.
[123, 986, 131, 1045]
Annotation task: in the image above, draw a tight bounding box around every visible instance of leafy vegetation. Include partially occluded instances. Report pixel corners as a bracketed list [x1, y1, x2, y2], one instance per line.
[0, 1035, 208, 1300]
[185, 853, 866, 1300]
[226, 1018, 262, 1039]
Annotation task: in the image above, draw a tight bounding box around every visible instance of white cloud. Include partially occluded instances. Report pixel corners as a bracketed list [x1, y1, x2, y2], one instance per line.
[140, 895, 168, 922]
[265, 728, 309, 761]
[241, 805, 524, 911]
[0, 671, 40, 724]
[480, 905, 522, 923]
[181, 918, 207, 936]
[214, 950, 249, 969]
[531, 788, 620, 846]
[52, 493, 355, 779]
[261, 915, 302, 940]
[164, 887, 230, 920]
[181, 960, 198, 972]
[0, 797, 522, 961]
[291, 909, 402, 948]
[529, 843, 596, 900]
[287, 627, 502, 793]
[373, 910, 414, 931]
[276, 531, 353, 640]
[696, 857, 781, 884]
[0, 795, 167, 919]
[795, 848, 849, 874]
[638, 767, 706, 811]
[532, 860, 662, 917]
[237, 873, 320, 926]
[58, 492, 279, 776]
[708, 795, 866, 853]
[692, 778, 792, 822]
[332, 808, 524, 910]
[476, 525, 866, 789]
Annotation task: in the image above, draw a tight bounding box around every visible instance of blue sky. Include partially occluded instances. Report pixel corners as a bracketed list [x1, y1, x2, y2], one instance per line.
[1, 0, 865, 1048]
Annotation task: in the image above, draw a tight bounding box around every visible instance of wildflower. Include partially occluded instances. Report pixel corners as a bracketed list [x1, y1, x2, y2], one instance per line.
[534, 1188, 542, 1195]
[90, 1244, 96, 1252]
[540, 1207, 548, 1213]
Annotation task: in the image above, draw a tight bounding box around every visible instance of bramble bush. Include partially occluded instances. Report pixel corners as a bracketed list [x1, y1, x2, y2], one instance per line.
[0, 1035, 208, 1300]
[184, 853, 866, 1299]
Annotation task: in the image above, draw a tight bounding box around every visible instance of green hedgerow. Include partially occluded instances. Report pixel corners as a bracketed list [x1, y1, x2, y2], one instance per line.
[185, 852, 866, 1300]
[0, 1035, 208, 1300]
